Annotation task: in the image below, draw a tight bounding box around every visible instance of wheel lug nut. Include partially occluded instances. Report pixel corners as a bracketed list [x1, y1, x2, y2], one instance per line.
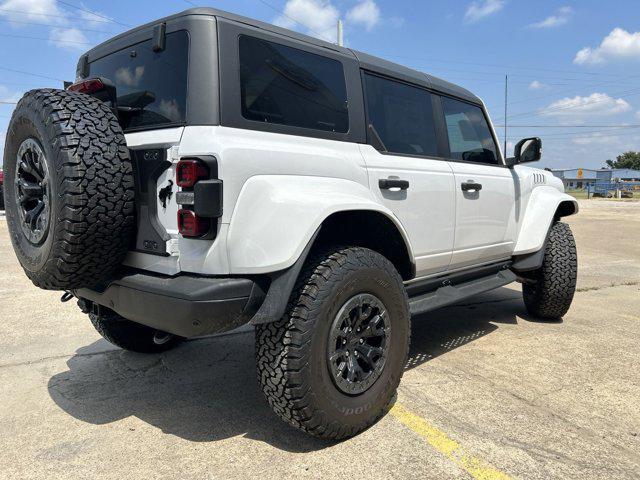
[359, 339, 364, 344]
[342, 339, 347, 345]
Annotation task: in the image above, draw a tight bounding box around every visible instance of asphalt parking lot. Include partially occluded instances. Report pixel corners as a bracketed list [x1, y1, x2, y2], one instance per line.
[0, 199, 639, 479]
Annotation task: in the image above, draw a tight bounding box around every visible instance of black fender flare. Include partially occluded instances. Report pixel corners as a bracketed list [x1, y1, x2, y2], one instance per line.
[250, 228, 320, 325]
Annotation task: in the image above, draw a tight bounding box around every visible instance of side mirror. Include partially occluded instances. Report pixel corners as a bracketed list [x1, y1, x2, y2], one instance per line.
[506, 137, 542, 167]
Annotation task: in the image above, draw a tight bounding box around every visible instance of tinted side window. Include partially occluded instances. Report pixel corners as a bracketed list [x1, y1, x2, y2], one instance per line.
[364, 73, 438, 157]
[239, 35, 348, 133]
[441, 97, 499, 164]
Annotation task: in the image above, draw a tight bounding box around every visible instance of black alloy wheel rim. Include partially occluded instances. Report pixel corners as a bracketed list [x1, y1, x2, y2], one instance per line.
[14, 138, 51, 245]
[327, 293, 390, 395]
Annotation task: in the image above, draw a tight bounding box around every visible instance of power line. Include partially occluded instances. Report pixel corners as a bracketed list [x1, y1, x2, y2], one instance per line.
[0, 8, 116, 24]
[0, 18, 117, 34]
[56, 1, 130, 28]
[0, 101, 18, 105]
[485, 77, 640, 112]
[495, 124, 640, 128]
[381, 52, 640, 80]
[494, 87, 640, 122]
[531, 130, 640, 142]
[0, 32, 93, 45]
[0, 67, 64, 82]
[255, 0, 333, 41]
[508, 126, 640, 139]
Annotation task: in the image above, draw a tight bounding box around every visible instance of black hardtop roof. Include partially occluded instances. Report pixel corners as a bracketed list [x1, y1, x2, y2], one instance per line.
[86, 7, 481, 104]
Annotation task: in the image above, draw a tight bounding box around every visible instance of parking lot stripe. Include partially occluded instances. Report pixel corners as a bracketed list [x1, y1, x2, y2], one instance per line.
[390, 403, 511, 480]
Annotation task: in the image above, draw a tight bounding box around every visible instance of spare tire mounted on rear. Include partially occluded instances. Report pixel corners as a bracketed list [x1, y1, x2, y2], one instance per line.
[3, 89, 135, 290]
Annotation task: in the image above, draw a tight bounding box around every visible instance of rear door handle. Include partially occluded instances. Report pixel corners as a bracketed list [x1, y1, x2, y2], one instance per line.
[379, 178, 410, 190]
[461, 181, 482, 192]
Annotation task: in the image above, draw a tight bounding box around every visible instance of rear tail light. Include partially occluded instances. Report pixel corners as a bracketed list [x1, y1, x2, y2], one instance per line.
[177, 209, 210, 237]
[176, 159, 209, 188]
[67, 78, 105, 94]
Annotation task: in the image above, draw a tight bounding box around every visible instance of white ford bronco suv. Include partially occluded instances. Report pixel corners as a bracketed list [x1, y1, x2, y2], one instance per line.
[3, 8, 578, 439]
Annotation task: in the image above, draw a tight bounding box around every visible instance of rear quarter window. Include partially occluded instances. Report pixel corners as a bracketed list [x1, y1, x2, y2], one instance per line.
[239, 35, 349, 133]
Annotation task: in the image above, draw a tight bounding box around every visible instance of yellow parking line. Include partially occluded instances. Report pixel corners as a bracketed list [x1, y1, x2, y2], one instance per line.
[390, 403, 511, 480]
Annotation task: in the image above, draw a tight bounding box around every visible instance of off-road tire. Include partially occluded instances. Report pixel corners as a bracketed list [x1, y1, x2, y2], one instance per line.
[89, 310, 183, 354]
[255, 246, 410, 439]
[3, 88, 134, 290]
[523, 222, 577, 320]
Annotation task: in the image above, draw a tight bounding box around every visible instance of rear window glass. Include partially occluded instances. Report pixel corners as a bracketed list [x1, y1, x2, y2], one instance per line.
[88, 30, 189, 132]
[239, 35, 349, 133]
[363, 73, 439, 157]
[441, 97, 499, 164]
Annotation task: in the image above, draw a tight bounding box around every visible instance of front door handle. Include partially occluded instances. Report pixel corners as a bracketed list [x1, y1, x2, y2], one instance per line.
[461, 181, 482, 192]
[379, 178, 410, 190]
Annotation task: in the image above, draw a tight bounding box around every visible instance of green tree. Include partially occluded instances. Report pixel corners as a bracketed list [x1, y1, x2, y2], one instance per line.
[605, 151, 640, 170]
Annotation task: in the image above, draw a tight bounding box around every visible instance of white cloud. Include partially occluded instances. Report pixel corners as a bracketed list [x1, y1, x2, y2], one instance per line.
[115, 66, 145, 87]
[572, 133, 622, 146]
[464, 0, 505, 23]
[636, 111, 640, 120]
[346, 0, 380, 31]
[574, 28, 640, 65]
[274, 0, 340, 42]
[0, 0, 107, 51]
[0, 0, 63, 24]
[541, 93, 631, 117]
[274, 0, 385, 42]
[529, 80, 546, 90]
[529, 6, 572, 29]
[49, 27, 88, 51]
[78, 8, 112, 29]
[158, 99, 181, 122]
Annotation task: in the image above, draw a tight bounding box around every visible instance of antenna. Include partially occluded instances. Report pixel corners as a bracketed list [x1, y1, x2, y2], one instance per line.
[337, 19, 344, 46]
[504, 74, 508, 158]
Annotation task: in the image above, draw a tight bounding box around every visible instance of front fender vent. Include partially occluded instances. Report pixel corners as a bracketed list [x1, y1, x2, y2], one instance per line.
[533, 173, 546, 185]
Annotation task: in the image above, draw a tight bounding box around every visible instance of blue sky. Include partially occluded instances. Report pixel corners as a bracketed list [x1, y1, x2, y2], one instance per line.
[1, 0, 640, 169]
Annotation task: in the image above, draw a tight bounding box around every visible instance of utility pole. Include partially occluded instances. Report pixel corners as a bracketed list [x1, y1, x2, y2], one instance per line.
[337, 20, 344, 46]
[504, 74, 508, 158]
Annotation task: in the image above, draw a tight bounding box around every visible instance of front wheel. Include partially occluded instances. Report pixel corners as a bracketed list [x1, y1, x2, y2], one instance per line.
[523, 222, 578, 320]
[255, 246, 410, 439]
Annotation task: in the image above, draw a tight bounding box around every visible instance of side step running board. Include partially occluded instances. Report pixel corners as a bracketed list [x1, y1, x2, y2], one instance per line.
[409, 270, 516, 316]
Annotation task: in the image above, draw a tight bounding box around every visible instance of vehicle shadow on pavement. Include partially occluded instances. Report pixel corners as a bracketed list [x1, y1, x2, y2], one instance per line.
[47, 331, 333, 453]
[406, 286, 546, 370]
[47, 287, 546, 450]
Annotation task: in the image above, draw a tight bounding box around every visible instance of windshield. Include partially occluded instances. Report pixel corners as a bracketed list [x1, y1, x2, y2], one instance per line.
[87, 30, 189, 132]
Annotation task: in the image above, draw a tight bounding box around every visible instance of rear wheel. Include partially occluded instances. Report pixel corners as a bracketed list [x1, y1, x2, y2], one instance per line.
[523, 222, 578, 320]
[255, 246, 410, 439]
[89, 310, 183, 354]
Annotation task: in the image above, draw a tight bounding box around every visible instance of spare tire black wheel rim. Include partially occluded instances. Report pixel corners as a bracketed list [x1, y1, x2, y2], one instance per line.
[327, 293, 390, 395]
[14, 138, 51, 245]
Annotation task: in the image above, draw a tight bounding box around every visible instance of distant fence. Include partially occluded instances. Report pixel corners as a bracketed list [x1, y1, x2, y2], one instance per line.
[588, 182, 640, 198]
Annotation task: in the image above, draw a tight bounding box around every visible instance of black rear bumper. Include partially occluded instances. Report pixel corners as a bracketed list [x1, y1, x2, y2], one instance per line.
[75, 271, 266, 338]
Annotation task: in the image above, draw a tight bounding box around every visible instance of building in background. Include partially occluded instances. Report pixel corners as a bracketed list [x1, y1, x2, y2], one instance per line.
[551, 168, 640, 189]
